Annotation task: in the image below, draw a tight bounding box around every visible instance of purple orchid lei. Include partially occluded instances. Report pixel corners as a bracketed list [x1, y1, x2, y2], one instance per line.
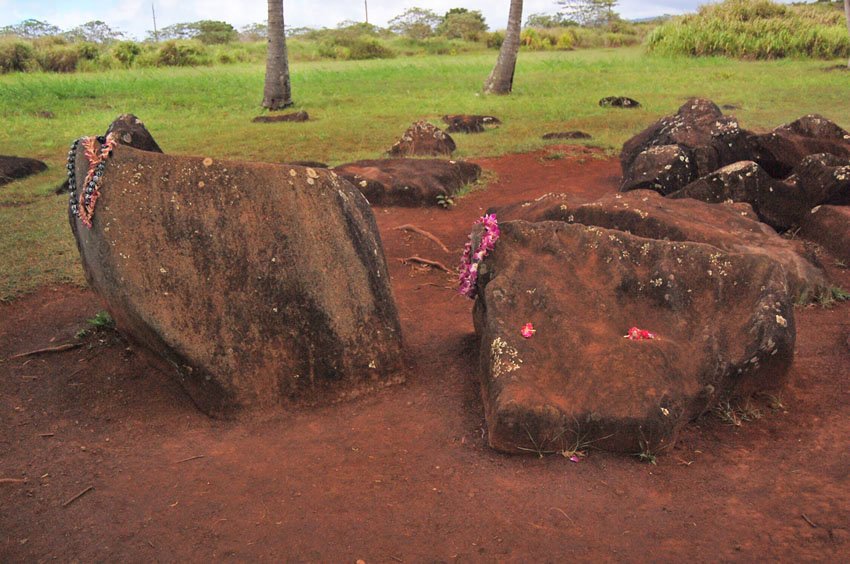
[458, 213, 500, 299]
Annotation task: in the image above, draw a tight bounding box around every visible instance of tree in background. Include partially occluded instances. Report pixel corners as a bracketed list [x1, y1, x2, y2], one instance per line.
[388, 8, 442, 39]
[525, 12, 576, 28]
[483, 0, 523, 94]
[145, 21, 236, 44]
[65, 21, 124, 44]
[240, 22, 269, 42]
[0, 19, 60, 39]
[557, 0, 619, 27]
[262, 0, 293, 109]
[436, 9, 489, 41]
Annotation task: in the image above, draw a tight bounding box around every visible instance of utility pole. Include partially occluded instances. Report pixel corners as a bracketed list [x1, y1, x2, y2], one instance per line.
[151, 2, 159, 42]
[365, 0, 369, 24]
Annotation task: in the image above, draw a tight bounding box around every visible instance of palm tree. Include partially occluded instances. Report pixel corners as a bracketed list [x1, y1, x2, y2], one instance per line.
[483, 0, 523, 94]
[262, 0, 293, 109]
[845, 0, 850, 69]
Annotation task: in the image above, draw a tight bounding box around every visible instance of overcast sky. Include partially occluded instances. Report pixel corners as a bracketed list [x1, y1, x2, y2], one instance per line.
[0, 0, 809, 40]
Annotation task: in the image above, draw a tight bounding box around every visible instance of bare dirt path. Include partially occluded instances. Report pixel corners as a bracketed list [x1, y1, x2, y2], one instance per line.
[1, 146, 848, 561]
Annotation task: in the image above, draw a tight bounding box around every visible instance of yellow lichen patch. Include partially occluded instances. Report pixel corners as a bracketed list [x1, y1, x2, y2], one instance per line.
[491, 337, 522, 379]
[306, 168, 319, 179]
[202, 157, 213, 167]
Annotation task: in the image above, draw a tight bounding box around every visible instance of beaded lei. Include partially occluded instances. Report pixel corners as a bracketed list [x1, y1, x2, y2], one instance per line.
[66, 133, 118, 228]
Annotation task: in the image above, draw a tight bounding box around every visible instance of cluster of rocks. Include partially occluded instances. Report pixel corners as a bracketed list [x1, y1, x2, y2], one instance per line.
[462, 99, 850, 456]
[620, 99, 850, 232]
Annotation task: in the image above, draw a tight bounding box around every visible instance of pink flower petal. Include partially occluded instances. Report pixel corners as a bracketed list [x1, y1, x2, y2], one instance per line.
[521, 323, 536, 339]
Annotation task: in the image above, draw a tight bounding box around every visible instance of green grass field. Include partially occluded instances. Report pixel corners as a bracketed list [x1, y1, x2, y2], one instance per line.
[1, 47, 849, 300]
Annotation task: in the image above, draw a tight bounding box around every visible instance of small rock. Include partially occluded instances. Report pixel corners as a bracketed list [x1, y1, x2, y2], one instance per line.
[599, 96, 641, 109]
[542, 131, 592, 141]
[252, 111, 310, 124]
[388, 121, 456, 157]
[442, 114, 501, 134]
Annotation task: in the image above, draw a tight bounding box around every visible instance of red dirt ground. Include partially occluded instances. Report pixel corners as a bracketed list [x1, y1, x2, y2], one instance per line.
[2, 146, 848, 561]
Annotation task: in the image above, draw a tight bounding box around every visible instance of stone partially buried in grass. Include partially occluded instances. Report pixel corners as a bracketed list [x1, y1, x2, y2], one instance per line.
[388, 121, 456, 157]
[252, 111, 310, 124]
[334, 158, 481, 207]
[496, 189, 828, 302]
[472, 220, 795, 455]
[599, 96, 641, 109]
[442, 114, 501, 134]
[0, 155, 47, 187]
[69, 142, 404, 417]
[542, 131, 592, 141]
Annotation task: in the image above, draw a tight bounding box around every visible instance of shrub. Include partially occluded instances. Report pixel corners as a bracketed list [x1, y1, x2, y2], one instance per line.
[647, 0, 850, 60]
[0, 39, 36, 73]
[37, 44, 80, 72]
[348, 38, 395, 60]
[111, 40, 141, 66]
[486, 31, 505, 49]
[155, 40, 211, 66]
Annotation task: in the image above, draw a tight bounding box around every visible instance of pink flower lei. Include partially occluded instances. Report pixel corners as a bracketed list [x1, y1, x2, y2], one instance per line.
[458, 213, 500, 299]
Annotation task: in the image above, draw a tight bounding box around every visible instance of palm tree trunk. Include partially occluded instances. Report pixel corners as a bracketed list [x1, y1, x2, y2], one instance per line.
[483, 0, 523, 95]
[845, 0, 850, 68]
[262, 0, 293, 109]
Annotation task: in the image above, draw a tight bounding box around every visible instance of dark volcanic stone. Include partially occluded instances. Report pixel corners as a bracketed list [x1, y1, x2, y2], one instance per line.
[442, 114, 502, 134]
[70, 143, 404, 417]
[252, 111, 310, 124]
[497, 189, 828, 302]
[620, 98, 752, 194]
[0, 155, 48, 187]
[599, 96, 641, 109]
[334, 158, 481, 207]
[620, 144, 695, 195]
[472, 220, 795, 455]
[799, 205, 850, 266]
[749, 114, 850, 178]
[106, 114, 163, 153]
[542, 131, 593, 141]
[388, 121, 456, 157]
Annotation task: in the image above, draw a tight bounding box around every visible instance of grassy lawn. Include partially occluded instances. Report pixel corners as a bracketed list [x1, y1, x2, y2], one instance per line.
[0, 47, 848, 300]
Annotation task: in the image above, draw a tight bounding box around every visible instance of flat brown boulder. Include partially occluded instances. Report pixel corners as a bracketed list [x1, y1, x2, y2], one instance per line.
[105, 114, 163, 153]
[621, 98, 752, 194]
[388, 121, 456, 157]
[620, 144, 694, 194]
[69, 142, 404, 417]
[252, 111, 310, 124]
[497, 189, 827, 302]
[442, 114, 501, 134]
[333, 158, 481, 207]
[542, 131, 592, 140]
[472, 220, 795, 455]
[799, 205, 850, 265]
[0, 155, 47, 187]
[750, 114, 850, 178]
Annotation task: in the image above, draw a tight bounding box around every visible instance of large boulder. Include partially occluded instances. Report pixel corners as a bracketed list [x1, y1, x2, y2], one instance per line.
[69, 142, 404, 417]
[799, 205, 850, 265]
[105, 114, 163, 153]
[497, 189, 828, 302]
[388, 121, 456, 157]
[749, 114, 850, 178]
[0, 155, 47, 187]
[472, 220, 795, 455]
[620, 98, 752, 194]
[333, 158, 481, 207]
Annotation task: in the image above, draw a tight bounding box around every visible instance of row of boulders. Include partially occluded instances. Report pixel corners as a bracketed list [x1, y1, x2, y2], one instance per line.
[620, 99, 850, 232]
